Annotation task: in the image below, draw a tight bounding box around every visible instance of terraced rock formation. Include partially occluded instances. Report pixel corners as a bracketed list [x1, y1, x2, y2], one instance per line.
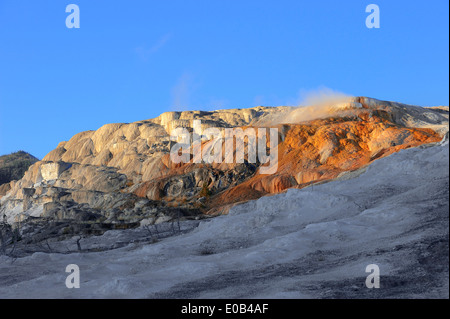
[0, 97, 447, 237]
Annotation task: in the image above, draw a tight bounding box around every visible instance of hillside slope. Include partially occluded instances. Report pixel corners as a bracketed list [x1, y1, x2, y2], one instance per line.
[0, 151, 38, 195]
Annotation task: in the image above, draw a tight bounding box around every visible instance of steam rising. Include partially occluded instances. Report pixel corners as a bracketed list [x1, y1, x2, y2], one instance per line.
[261, 88, 362, 125]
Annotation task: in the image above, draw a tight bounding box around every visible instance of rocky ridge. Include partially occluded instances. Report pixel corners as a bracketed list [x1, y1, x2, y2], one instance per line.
[0, 151, 39, 196]
[0, 97, 448, 239]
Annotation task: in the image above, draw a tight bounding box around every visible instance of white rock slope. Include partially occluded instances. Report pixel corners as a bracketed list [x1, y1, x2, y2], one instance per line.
[0, 138, 448, 298]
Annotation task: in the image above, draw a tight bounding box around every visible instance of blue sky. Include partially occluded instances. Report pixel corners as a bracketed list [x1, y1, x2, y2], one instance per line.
[0, 0, 448, 159]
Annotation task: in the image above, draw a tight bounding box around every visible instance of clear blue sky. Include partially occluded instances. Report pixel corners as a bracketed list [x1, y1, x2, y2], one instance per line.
[0, 0, 448, 159]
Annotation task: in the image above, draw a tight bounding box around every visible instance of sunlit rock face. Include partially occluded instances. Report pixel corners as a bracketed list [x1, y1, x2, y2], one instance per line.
[0, 97, 447, 225]
[39, 162, 72, 182]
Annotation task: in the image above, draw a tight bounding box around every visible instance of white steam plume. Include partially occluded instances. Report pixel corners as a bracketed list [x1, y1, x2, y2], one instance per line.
[261, 87, 361, 125]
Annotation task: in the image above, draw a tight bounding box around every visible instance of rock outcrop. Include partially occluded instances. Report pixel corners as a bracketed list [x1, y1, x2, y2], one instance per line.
[0, 151, 39, 192]
[0, 97, 448, 230]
